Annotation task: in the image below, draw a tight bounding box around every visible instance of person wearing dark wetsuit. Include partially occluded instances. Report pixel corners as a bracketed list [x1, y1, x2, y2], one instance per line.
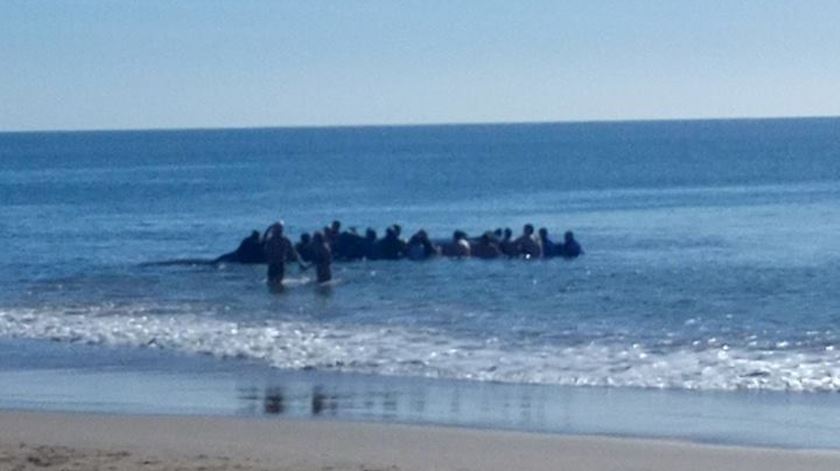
[406, 229, 438, 260]
[334, 228, 366, 261]
[499, 228, 517, 258]
[362, 228, 380, 260]
[560, 230, 584, 259]
[514, 224, 542, 259]
[262, 221, 307, 289]
[310, 231, 333, 283]
[472, 232, 501, 259]
[326, 220, 341, 247]
[377, 226, 406, 260]
[441, 230, 471, 258]
[295, 233, 315, 263]
[538, 227, 558, 258]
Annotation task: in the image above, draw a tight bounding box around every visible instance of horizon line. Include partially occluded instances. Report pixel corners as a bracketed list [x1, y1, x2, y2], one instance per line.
[2, 113, 839, 135]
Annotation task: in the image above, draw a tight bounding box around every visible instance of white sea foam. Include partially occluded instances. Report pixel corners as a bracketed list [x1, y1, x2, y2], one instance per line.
[2, 307, 840, 392]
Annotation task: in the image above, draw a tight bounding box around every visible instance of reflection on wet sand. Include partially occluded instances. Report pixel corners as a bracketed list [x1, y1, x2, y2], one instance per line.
[236, 379, 553, 432]
[264, 387, 284, 414]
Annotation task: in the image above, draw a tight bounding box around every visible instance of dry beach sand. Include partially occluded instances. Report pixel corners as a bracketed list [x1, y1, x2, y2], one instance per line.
[1, 411, 840, 471]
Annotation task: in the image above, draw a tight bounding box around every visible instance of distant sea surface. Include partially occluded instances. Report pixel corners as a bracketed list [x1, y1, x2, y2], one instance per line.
[3, 118, 840, 393]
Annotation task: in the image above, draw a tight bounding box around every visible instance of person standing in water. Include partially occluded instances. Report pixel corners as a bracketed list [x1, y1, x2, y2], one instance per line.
[559, 230, 584, 258]
[499, 228, 517, 258]
[377, 226, 407, 260]
[441, 230, 471, 258]
[262, 221, 307, 290]
[406, 229, 439, 260]
[362, 228, 380, 260]
[514, 224, 543, 259]
[325, 220, 341, 247]
[472, 232, 501, 259]
[295, 232, 316, 263]
[538, 227, 558, 258]
[310, 231, 333, 283]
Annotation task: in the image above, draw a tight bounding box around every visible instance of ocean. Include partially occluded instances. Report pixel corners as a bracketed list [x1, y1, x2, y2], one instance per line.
[2, 118, 840, 446]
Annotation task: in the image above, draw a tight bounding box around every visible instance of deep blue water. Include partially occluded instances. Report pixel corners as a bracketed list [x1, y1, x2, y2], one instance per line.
[2, 118, 840, 392]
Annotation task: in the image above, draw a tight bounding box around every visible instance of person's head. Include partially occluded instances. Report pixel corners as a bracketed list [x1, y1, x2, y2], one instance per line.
[366, 228, 377, 240]
[249, 230, 260, 241]
[331, 220, 341, 232]
[417, 229, 428, 240]
[564, 230, 575, 243]
[385, 227, 395, 238]
[493, 228, 503, 238]
[392, 224, 402, 236]
[300, 233, 311, 243]
[481, 232, 493, 244]
[453, 230, 467, 241]
[538, 227, 548, 239]
[503, 228, 512, 239]
[524, 224, 534, 235]
[313, 231, 324, 244]
[275, 221, 285, 235]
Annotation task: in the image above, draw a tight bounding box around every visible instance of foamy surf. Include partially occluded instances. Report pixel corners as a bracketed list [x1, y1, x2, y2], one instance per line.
[2, 306, 839, 393]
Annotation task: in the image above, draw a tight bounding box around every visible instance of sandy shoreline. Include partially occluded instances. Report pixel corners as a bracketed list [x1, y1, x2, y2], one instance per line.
[1, 411, 839, 471]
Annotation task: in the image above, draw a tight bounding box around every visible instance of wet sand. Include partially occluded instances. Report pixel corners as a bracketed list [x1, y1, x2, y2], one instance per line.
[2, 410, 840, 471]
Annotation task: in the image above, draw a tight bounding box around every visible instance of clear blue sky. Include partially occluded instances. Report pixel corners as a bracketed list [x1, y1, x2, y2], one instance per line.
[2, 1, 839, 131]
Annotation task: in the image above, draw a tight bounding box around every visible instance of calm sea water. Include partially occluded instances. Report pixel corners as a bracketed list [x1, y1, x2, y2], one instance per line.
[2, 118, 840, 393]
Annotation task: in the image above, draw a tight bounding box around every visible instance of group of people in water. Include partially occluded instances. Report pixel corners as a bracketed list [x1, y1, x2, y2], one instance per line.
[215, 220, 583, 289]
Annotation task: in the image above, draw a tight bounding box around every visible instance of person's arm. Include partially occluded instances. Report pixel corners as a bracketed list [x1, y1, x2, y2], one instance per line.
[288, 241, 310, 270]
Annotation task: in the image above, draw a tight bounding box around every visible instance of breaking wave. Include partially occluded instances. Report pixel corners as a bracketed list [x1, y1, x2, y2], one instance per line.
[3, 306, 840, 392]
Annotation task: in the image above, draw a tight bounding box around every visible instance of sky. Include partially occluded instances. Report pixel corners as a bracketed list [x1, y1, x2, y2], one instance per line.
[2, 1, 840, 131]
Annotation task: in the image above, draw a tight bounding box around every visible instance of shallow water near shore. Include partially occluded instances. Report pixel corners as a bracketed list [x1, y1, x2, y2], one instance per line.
[2, 338, 840, 449]
[2, 118, 840, 447]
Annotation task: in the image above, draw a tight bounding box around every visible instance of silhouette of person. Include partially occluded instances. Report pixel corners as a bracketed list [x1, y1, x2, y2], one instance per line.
[560, 230, 584, 258]
[514, 224, 542, 259]
[472, 232, 502, 259]
[441, 230, 471, 258]
[326, 220, 341, 245]
[295, 233, 315, 263]
[377, 226, 407, 260]
[362, 228, 380, 260]
[333, 227, 365, 261]
[406, 229, 439, 260]
[538, 227, 558, 258]
[310, 231, 333, 283]
[262, 221, 307, 289]
[499, 227, 517, 257]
